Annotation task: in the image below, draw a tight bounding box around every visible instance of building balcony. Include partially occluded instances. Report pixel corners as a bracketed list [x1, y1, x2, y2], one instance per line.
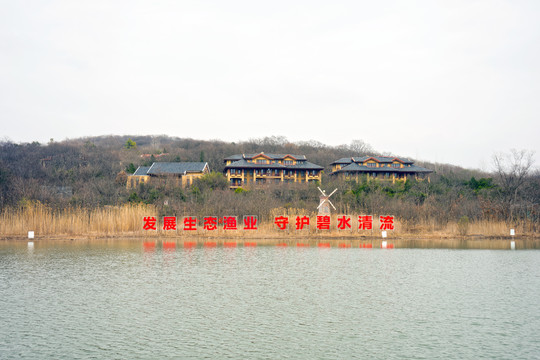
[254, 174, 281, 178]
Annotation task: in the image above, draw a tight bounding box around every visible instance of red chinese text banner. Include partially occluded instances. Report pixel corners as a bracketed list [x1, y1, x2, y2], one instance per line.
[142, 215, 395, 232]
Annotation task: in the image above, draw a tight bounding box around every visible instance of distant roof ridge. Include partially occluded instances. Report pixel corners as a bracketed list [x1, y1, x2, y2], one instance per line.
[332, 155, 416, 165]
[224, 153, 307, 161]
[351, 155, 413, 162]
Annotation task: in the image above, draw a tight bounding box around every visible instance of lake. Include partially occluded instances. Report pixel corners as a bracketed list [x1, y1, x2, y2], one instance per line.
[1, 240, 539, 359]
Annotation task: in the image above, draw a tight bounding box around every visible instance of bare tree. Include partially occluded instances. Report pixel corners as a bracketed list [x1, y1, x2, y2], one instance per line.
[348, 139, 373, 155]
[493, 149, 535, 220]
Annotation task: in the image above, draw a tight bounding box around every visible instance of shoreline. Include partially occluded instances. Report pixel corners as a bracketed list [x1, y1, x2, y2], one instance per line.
[3, 232, 539, 250]
[2, 232, 538, 241]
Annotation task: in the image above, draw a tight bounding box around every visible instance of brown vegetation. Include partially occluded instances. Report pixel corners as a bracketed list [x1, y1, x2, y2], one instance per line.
[0, 136, 538, 240]
[1, 203, 536, 241]
[0, 202, 155, 236]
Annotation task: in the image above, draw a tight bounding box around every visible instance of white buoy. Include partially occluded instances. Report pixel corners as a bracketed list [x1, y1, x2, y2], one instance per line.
[381, 231, 387, 238]
[381, 240, 387, 249]
[28, 231, 34, 239]
[510, 241, 516, 250]
[510, 229, 515, 236]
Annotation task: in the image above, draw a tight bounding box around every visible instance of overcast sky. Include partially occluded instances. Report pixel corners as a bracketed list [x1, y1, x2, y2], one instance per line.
[1, 0, 539, 169]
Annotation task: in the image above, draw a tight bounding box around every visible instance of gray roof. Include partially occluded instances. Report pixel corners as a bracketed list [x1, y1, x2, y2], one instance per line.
[224, 159, 323, 170]
[133, 166, 151, 176]
[352, 156, 413, 164]
[331, 156, 414, 165]
[224, 153, 307, 162]
[287, 161, 324, 170]
[146, 162, 208, 175]
[335, 162, 432, 174]
[332, 157, 354, 164]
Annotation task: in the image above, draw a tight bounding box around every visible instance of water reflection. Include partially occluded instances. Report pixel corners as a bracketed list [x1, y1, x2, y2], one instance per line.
[0, 239, 539, 359]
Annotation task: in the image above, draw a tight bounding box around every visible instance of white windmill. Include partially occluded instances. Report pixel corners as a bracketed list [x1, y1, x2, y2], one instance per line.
[317, 187, 338, 215]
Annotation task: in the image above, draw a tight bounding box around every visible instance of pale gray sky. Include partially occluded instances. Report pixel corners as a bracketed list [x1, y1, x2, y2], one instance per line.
[1, 0, 539, 169]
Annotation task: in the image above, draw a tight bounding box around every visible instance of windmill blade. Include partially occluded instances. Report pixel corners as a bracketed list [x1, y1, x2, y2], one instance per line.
[317, 199, 327, 209]
[328, 200, 337, 210]
[317, 187, 325, 196]
[328, 188, 338, 197]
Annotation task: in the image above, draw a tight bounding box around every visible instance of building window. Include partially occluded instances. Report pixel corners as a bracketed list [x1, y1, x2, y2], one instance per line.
[392, 163, 400, 168]
[257, 159, 266, 164]
[367, 163, 376, 168]
[284, 160, 293, 165]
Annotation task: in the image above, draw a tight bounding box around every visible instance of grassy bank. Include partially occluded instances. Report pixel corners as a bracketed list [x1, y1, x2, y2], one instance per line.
[1, 204, 537, 240]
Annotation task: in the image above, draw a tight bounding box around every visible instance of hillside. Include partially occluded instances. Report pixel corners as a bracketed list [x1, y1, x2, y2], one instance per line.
[0, 135, 537, 233]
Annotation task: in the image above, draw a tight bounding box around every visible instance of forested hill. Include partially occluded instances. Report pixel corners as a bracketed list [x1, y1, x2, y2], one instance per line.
[1, 135, 537, 228]
[0, 135, 490, 207]
[54, 134, 482, 174]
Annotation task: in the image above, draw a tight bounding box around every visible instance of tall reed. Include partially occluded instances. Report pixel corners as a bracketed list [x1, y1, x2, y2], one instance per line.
[0, 203, 532, 238]
[0, 203, 156, 236]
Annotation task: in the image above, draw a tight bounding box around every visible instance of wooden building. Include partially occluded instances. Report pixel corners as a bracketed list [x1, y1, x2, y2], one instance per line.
[330, 156, 432, 183]
[126, 162, 209, 189]
[224, 152, 323, 189]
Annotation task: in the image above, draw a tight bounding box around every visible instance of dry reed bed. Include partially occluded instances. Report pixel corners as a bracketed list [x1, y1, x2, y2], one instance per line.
[0, 204, 536, 239]
[0, 203, 156, 236]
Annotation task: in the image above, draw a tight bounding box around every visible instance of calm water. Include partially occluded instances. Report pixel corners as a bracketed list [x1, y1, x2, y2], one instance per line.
[1, 240, 539, 359]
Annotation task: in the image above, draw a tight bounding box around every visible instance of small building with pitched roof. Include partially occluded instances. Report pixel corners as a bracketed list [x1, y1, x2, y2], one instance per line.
[127, 162, 210, 189]
[330, 156, 432, 183]
[224, 152, 323, 189]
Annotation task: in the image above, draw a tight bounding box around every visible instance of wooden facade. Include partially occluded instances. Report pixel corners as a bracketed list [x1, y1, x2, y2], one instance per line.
[330, 156, 432, 183]
[224, 152, 323, 189]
